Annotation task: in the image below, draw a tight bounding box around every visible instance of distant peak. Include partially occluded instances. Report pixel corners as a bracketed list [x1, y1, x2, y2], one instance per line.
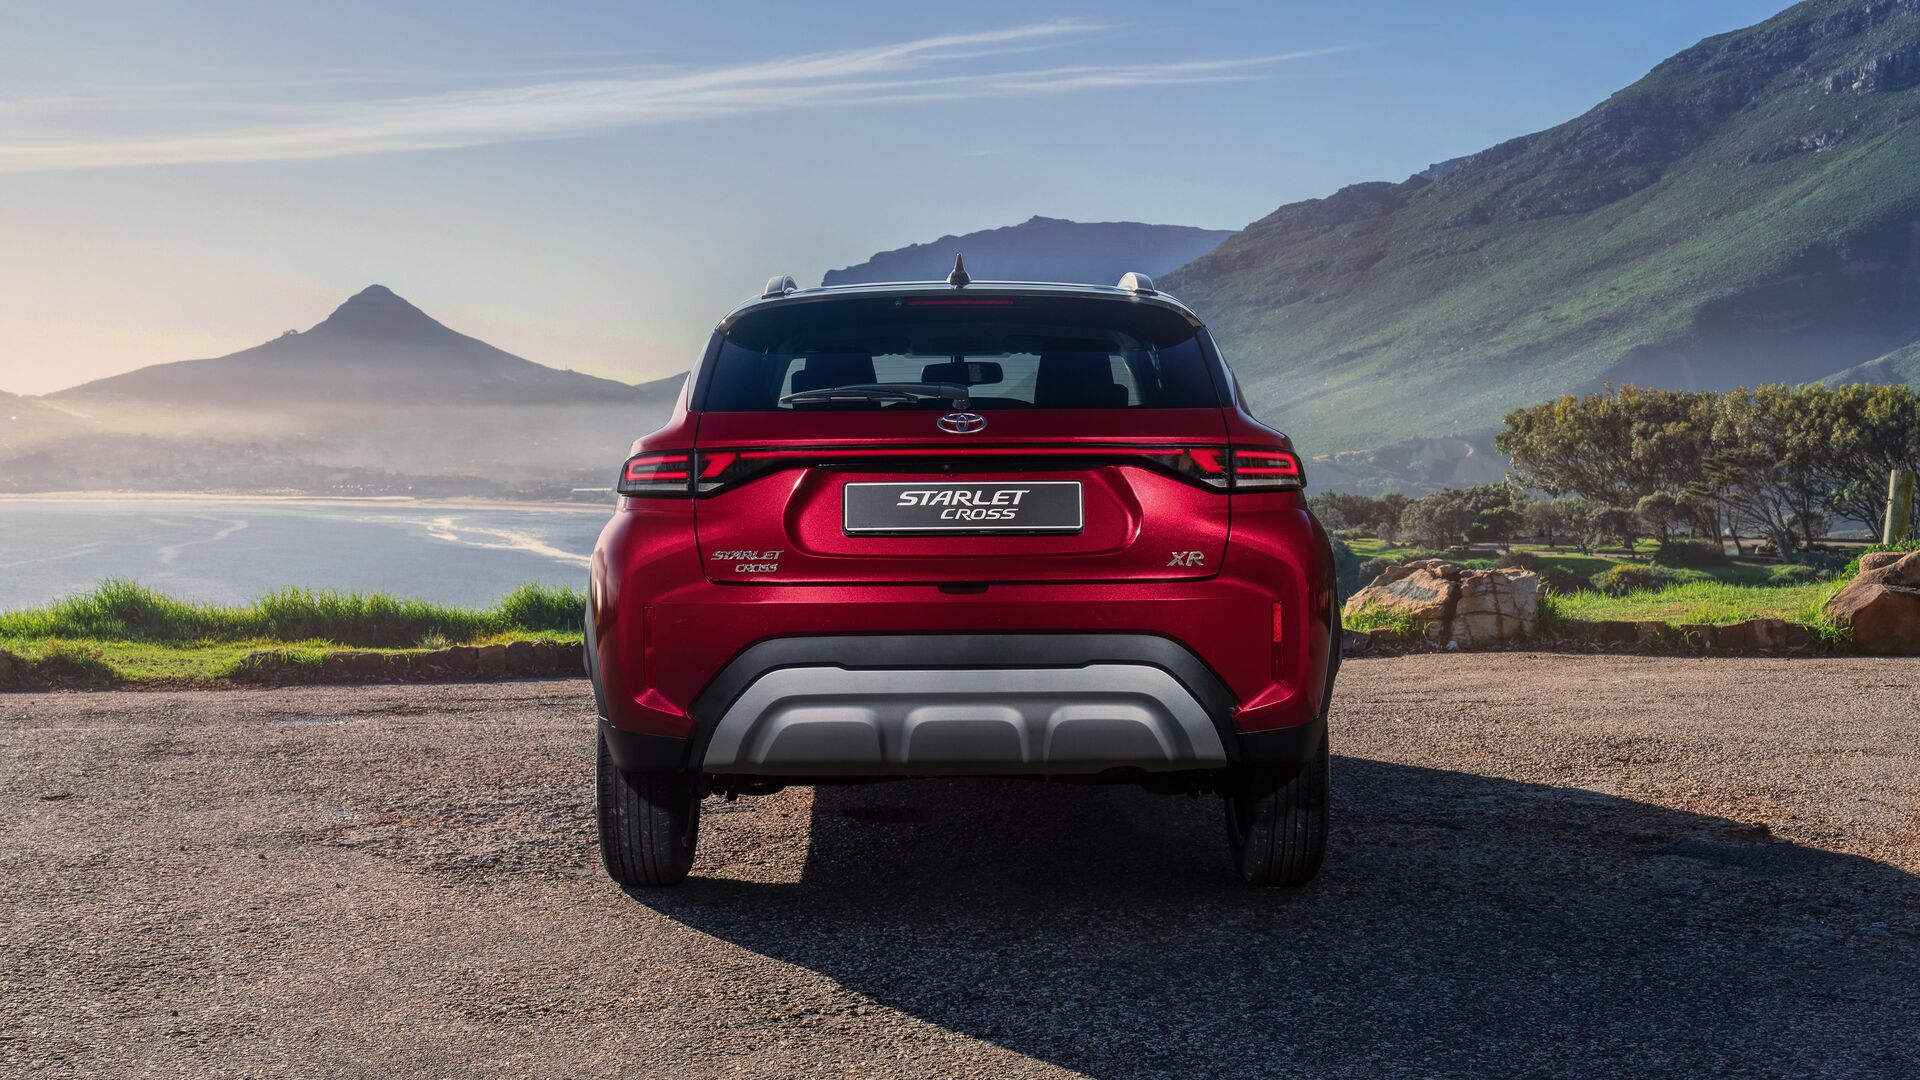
[314, 284, 450, 340]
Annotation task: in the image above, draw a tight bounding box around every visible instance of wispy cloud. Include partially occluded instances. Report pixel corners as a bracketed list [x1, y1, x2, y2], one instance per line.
[0, 25, 1354, 173]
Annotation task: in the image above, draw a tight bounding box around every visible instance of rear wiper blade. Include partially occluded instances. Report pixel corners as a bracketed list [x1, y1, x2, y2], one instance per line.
[780, 382, 971, 406]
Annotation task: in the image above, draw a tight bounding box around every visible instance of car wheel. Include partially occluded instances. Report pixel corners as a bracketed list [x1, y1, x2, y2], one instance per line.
[1222, 732, 1329, 886]
[596, 730, 700, 887]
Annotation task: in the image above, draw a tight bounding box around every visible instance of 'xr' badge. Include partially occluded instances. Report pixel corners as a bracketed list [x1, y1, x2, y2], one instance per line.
[1167, 551, 1205, 567]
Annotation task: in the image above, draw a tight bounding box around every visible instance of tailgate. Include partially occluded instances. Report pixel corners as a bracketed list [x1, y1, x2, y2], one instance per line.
[692, 409, 1228, 584]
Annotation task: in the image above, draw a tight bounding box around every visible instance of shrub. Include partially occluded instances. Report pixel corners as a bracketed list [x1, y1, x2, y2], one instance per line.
[1589, 564, 1680, 596]
[1537, 565, 1589, 595]
[1355, 557, 1393, 585]
[1839, 540, 1920, 580]
[1496, 550, 1539, 571]
[1767, 563, 1821, 585]
[1652, 538, 1728, 567]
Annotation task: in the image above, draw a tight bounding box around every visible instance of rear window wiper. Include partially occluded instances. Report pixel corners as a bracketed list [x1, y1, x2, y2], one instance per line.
[780, 382, 971, 407]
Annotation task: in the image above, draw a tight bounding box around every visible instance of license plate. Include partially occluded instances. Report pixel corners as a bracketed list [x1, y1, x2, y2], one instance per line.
[843, 481, 1084, 534]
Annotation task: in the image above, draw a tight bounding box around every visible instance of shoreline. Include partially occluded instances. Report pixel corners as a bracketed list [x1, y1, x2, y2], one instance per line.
[0, 490, 614, 514]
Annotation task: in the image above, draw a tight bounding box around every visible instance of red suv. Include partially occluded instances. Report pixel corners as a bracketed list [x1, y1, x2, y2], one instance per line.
[588, 266, 1339, 887]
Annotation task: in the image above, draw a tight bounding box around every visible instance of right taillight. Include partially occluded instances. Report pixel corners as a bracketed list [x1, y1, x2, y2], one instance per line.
[1230, 447, 1305, 491]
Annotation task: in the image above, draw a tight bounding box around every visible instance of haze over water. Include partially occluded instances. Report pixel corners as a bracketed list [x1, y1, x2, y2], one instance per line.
[0, 497, 606, 609]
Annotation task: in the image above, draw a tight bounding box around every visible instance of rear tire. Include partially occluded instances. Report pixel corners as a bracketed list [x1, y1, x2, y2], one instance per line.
[596, 731, 700, 887]
[1223, 733, 1329, 886]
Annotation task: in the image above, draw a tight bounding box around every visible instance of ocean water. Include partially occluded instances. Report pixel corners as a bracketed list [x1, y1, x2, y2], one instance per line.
[0, 497, 612, 609]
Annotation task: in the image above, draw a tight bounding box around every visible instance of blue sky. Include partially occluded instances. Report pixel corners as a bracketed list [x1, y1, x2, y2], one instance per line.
[1, 0, 1787, 394]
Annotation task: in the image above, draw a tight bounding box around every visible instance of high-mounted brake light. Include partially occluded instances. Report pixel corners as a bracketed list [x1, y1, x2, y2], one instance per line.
[617, 451, 692, 496]
[904, 299, 1015, 307]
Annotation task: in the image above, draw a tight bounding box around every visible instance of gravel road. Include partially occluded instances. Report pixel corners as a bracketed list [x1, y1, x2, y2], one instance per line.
[3, 655, 1918, 1078]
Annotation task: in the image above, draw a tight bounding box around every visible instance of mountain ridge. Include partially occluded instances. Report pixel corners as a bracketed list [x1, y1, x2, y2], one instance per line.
[823, 216, 1233, 287]
[1163, 0, 1920, 455]
[49, 284, 664, 409]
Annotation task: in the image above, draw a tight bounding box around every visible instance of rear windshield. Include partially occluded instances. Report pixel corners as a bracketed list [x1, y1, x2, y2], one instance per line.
[700, 296, 1218, 411]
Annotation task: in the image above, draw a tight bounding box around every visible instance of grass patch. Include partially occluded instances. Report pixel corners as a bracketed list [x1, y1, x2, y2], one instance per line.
[0, 581, 589, 684]
[1343, 603, 1419, 637]
[1539, 579, 1844, 630]
[0, 631, 584, 684]
[0, 580, 585, 649]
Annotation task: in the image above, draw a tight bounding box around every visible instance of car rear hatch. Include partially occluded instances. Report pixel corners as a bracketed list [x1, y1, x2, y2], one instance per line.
[684, 291, 1231, 585]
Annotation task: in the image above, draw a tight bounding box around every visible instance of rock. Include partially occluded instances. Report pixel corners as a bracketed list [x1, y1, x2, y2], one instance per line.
[531, 641, 560, 672]
[1857, 551, 1906, 574]
[444, 646, 480, 675]
[1598, 621, 1640, 645]
[1715, 621, 1753, 650]
[1344, 560, 1455, 641]
[1344, 559, 1539, 648]
[1680, 624, 1716, 649]
[0, 649, 21, 682]
[1451, 567, 1539, 647]
[1366, 627, 1405, 645]
[384, 654, 414, 678]
[1339, 628, 1373, 655]
[552, 641, 585, 673]
[1823, 551, 1920, 654]
[476, 643, 509, 677]
[1780, 622, 1813, 649]
[505, 640, 536, 676]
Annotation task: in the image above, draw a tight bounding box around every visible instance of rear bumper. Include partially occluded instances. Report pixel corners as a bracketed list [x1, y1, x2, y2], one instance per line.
[589, 498, 1339, 768]
[596, 633, 1327, 776]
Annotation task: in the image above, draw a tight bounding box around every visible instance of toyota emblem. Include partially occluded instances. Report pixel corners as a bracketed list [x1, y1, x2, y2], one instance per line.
[937, 412, 987, 434]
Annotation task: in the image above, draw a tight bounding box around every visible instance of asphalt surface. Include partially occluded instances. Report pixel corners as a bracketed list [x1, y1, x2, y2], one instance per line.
[3, 655, 1918, 1078]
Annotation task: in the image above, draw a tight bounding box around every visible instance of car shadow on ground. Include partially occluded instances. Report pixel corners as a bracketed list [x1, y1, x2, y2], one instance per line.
[626, 758, 1920, 1078]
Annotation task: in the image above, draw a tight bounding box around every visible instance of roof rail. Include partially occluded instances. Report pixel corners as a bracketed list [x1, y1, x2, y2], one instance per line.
[761, 274, 798, 299]
[1116, 272, 1155, 295]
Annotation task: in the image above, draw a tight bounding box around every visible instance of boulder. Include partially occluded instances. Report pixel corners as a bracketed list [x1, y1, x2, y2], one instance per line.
[1343, 559, 1538, 648]
[1823, 550, 1920, 654]
[1452, 567, 1539, 647]
[1344, 560, 1455, 631]
[0, 648, 21, 683]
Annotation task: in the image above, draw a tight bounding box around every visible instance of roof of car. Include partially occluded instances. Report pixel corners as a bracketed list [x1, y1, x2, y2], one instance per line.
[715, 279, 1205, 331]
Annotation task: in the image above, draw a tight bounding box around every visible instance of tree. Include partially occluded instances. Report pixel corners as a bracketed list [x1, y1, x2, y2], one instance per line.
[1635, 491, 1687, 543]
[1802, 384, 1920, 533]
[1473, 505, 1524, 550]
[1498, 386, 1711, 509]
[1704, 386, 1832, 559]
[1524, 499, 1574, 548]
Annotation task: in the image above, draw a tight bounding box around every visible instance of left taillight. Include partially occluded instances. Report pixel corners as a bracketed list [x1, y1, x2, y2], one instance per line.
[616, 451, 692, 497]
[1230, 447, 1305, 491]
[1161, 446, 1305, 491]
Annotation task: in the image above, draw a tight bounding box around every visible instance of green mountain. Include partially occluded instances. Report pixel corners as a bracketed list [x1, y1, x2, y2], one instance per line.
[1164, 0, 1920, 455]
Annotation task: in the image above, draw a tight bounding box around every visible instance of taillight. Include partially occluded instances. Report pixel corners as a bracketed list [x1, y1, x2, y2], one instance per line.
[616, 451, 692, 496]
[1163, 447, 1304, 491]
[1230, 447, 1305, 491]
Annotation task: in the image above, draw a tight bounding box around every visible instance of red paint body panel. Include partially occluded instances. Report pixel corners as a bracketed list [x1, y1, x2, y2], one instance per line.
[590, 293, 1337, 755]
